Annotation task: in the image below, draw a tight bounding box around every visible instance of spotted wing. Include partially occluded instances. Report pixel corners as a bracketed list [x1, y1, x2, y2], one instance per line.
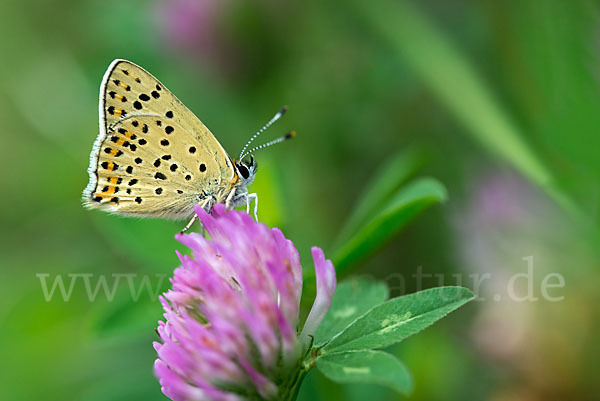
[83, 59, 237, 219]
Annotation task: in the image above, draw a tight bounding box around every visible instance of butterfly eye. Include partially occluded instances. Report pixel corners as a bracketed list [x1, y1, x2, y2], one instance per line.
[237, 164, 250, 180]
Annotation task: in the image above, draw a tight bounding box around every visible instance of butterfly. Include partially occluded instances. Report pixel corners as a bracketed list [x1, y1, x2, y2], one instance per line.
[83, 59, 293, 230]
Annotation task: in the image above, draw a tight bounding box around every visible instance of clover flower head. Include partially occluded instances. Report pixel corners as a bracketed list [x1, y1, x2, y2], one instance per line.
[154, 204, 336, 401]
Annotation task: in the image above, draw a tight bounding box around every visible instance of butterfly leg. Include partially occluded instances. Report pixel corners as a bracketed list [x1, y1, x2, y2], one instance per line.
[247, 193, 258, 221]
[180, 198, 212, 234]
[180, 214, 198, 234]
[225, 188, 237, 210]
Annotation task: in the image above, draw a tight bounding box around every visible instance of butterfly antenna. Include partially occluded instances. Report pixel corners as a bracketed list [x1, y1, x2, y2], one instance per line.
[240, 131, 296, 160]
[239, 105, 288, 160]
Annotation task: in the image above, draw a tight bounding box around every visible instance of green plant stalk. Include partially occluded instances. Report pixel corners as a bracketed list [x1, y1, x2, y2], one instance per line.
[279, 356, 313, 401]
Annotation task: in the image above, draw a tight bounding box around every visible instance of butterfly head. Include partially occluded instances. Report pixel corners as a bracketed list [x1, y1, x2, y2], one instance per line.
[235, 156, 258, 186]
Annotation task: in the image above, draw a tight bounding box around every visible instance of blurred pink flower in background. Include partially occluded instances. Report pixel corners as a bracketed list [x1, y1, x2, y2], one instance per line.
[157, 0, 228, 63]
[453, 170, 596, 400]
[154, 204, 336, 401]
[155, 0, 278, 83]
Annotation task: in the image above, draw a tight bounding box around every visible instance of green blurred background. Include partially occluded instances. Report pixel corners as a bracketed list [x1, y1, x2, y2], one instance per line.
[1, 0, 599, 400]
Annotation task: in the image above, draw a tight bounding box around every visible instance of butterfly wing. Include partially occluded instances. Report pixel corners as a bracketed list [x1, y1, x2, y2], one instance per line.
[83, 59, 237, 219]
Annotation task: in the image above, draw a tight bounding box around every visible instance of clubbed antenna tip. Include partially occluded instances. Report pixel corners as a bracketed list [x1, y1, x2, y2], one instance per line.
[239, 105, 289, 160]
[240, 131, 296, 160]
